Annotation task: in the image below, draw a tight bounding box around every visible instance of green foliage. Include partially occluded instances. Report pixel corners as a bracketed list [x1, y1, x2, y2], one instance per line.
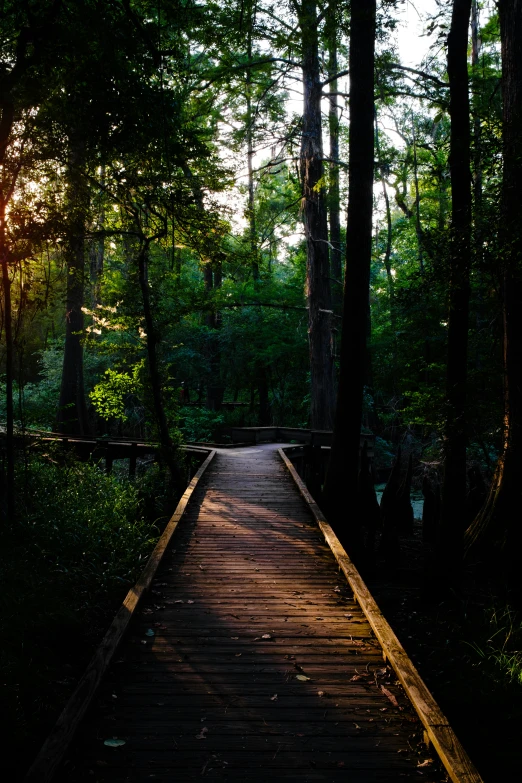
[0, 454, 162, 760]
[468, 605, 522, 688]
[89, 363, 143, 422]
[179, 406, 225, 442]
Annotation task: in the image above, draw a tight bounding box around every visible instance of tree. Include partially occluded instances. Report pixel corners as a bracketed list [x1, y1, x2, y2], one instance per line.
[323, 0, 376, 559]
[439, 0, 473, 586]
[296, 0, 336, 430]
[55, 136, 91, 435]
[465, 0, 522, 590]
[325, 0, 343, 316]
[0, 0, 63, 516]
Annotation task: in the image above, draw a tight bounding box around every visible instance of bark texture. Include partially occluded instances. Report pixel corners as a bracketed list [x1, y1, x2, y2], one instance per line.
[322, 0, 376, 559]
[138, 242, 179, 482]
[0, 211, 14, 518]
[440, 0, 472, 585]
[56, 142, 90, 435]
[326, 1, 342, 316]
[298, 0, 335, 430]
[465, 0, 522, 586]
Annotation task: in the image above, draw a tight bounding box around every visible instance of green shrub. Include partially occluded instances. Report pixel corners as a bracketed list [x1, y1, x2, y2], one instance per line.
[179, 406, 225, 442]
[0, 455, 162, 762]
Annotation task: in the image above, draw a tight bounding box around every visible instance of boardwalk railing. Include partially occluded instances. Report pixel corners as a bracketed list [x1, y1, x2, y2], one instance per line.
[24, 449, 216, 783]
[229, 425, 375, 451]
[1, 429, 210, 478]
[279, 446, 483, 783]
[23, 441, 483, 783]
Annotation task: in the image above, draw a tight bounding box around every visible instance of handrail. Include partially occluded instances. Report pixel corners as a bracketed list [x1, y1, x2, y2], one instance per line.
[24, 449, 216, 783]
[278, 447, 483, 783]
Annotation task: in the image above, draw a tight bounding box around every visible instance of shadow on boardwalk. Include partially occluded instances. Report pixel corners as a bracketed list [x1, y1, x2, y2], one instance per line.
[57, 444, 445, 782]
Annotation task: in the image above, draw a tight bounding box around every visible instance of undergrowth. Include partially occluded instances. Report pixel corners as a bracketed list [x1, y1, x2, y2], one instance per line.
[469, 604, 522, 687]
[0, 453, 167, 777]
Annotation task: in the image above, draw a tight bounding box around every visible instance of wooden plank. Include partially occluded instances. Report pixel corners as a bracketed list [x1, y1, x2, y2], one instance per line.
[45, 445, 449, 782]
[24, 450, 216, 783]
[278, 447, 483, 783]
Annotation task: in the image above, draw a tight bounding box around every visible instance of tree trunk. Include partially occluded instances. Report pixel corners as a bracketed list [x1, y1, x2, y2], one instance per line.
[465, 0, 522, 589]
[56, 141, 90, 436]
[246, 12, 259, 282]
[138, 242, 179, 482]
[89, 166, 105, 304]
[375, 108, 397, 390]
[326, 1, 342, 316]
[0, 212, 14, 519]
[439, 0, 472, 588]
[206, 259, 224, 411]
[298, 0, 335, 430]
[322, 0, 376, 560]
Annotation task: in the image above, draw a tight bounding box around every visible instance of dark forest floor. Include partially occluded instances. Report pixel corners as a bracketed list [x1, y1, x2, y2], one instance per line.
[366, 520, 522, 783]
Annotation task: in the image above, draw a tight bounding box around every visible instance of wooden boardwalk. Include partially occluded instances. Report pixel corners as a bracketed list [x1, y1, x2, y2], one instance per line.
[57, 444, 445, 782]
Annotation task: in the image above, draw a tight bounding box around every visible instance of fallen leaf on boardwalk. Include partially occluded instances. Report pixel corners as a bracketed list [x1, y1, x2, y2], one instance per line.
[270, 694, 278, 701]
[353, 723, 361, 730]
[199, 565, 205, 570]
[317, 691, 325, 698]
[417, 760, 433, 768]
[104, 739, 126, 747]
[142, 608, 153, 615]
[261, 633, 272, 639]
[187, 600, 195, 604]
[174, 600, 184, 604]
[140, 640, 147, 645]
[296, 675, 311, 681]
[345, 614, 353, 619]
[145, 629, 155, 637]
[381, 685, 401, 709]
[235, 653, 242, 657]
[350, 675, 363, 681]
[196, 727, 208, 739]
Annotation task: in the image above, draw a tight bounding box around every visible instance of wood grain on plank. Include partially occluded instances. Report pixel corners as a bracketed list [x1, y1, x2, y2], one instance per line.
[43, 444, 452, 782]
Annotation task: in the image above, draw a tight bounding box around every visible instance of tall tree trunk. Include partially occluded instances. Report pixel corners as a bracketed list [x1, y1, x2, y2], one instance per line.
[298, 0, 335, 430]
[323, 0, 376, 559]
[374, 109, 397, 344]
[439, 0, 472, 587]
[56, 141, 90, 435]
[0, 210, 14, 519]
[89, 165, 105, 305]
[138, 242, 178, 481]
[245, 6, 259, 282]
[465, 0, 522, 588]
[206, 259, 224, 411]
[182, 162, 223, 411]
[471, 0, 485, 375]
[326, 1, 342, 316]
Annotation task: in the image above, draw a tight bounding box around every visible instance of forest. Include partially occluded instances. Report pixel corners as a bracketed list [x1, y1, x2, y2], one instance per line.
[1, 0, 522, 780]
